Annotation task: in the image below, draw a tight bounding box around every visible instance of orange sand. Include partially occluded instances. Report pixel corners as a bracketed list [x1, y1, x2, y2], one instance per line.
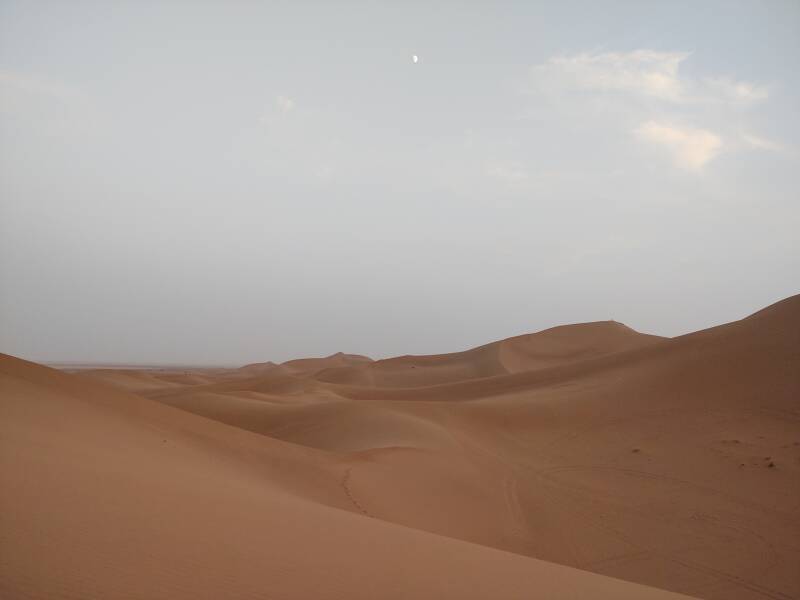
[2, 295, 799, 599]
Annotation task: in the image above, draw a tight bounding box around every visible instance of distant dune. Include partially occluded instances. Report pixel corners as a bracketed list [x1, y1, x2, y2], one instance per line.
[2, 296, 799, 600]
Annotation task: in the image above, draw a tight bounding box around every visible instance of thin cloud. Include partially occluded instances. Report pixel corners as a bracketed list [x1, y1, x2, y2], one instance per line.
[741, 133, 783, 152]
[259, 95, 296, 126]
[0, 69, 85, 103]
[276, 95, 295, 113]
[703, 78, 769, 104]
[486, 161, 529, 184]
[0, 69, 99, 133]
[538, 50, 688, 101]
[526, 49, 774, 172]
[531, 50, 767, 106]
[634, 121, 722, 170]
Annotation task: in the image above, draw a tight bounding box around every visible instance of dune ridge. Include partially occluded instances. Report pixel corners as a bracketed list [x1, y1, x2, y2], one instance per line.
[2, 295, 799, 599]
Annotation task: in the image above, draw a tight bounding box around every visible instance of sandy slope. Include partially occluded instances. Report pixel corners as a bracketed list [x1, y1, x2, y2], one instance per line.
[312, 320, 664, 387]
[2, 295, 799, 599]
[0, 354, 695, 600]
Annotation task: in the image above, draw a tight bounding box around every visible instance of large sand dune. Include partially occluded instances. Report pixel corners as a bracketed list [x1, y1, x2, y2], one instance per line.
[2, 296, 799, 599]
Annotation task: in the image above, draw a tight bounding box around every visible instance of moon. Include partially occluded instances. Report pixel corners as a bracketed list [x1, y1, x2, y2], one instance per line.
[412, 55, 418, 64]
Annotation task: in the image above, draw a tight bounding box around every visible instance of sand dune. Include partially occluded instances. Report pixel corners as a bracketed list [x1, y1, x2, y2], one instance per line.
[313, 320, 664, 388]
[2, 295, 799, 599]
[0, 354, 694, 600]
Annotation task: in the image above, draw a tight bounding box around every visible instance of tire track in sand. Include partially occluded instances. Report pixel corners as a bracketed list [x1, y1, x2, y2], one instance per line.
[341, 466, 374, 518]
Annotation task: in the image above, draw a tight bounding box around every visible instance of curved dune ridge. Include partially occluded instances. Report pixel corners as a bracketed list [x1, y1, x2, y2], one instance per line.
[2, 296, 799, 599]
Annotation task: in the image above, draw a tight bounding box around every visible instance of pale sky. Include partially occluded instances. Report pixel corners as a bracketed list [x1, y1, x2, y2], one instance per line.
[1, 1, 798, 366]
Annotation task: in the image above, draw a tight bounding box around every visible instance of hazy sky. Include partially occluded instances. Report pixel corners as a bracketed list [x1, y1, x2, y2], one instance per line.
[1, 1, 799, 366]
